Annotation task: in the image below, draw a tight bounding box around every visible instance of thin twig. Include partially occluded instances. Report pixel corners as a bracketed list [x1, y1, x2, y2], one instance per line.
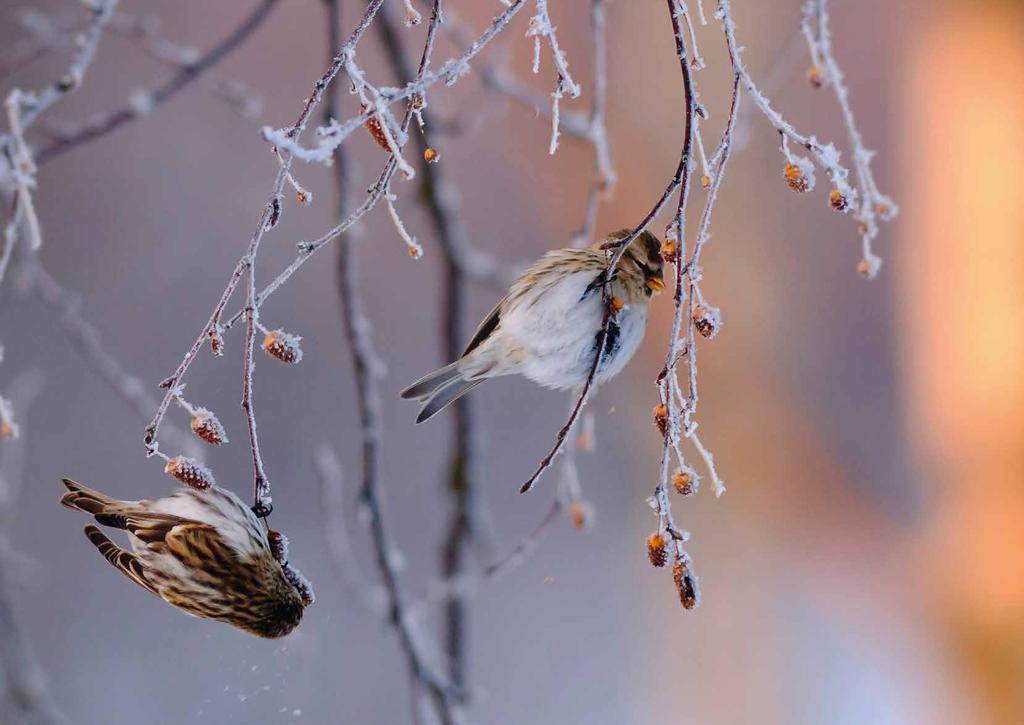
[36, 0, 279, 165]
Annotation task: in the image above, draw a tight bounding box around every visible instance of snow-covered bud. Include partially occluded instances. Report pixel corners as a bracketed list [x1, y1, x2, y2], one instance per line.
[0, 421, 15, 439]
[691, 304, 721, 339]
[784, 159, 814, 193]
[423, 147, 440, 163]
[647, 533, 669, 568]
[267, 529, 289, 563]
[165, 456, 215, 490]
[672, 469, 696, 496]
[857, 257, 881, 279]
[56, 69, 82, 93]
[364, 113, 391, 152]
[701, 174, 712, 189]
[282, 562, 315, 607]
[653, 403, 668, 436]
[672, 559, 699, 610]
[659, 239, 677, 261]
[208, 326, 225, 356]
[262, 329, 303, 364]
[567, 500, 593, 530]
[807, 65, 825, 88]
[829, 189, 849, 212]
[190, 408, 228, 446]
[610, 296, 624, 312]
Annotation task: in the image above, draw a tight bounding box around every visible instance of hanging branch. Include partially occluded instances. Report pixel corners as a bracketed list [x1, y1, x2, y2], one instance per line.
[800, 0, 898, 277]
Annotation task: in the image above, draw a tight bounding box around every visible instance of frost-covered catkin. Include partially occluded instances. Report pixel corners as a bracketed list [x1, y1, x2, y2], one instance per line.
[653, 403, 668, 437]
[691, 304, 721, 339]
[647, 533, 669, 568]
[672, 469, 696, 496]
[282, 563, 315, 607]
[165, 456, 216, 489]
[268, 529, 289, 563]
[567, 500, 593, 530]
[190, 408, 228, 445]
[262, 329, 303, 364]
[672, 559, 699, 610]
[784, 158, 815, 193]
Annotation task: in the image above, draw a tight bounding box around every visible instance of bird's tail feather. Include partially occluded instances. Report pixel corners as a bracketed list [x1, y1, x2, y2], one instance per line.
[60, 478, 117, 515]
[416, 378, 484, 424]
[401, 362, 462, 401]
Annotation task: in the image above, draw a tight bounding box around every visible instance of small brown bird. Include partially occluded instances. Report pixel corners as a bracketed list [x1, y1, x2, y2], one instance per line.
[403, 229, 665, 422]
[60, 477, 312, 638]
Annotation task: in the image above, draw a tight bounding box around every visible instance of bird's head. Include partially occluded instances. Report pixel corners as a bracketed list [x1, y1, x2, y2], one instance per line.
[602, 228, 665, 297]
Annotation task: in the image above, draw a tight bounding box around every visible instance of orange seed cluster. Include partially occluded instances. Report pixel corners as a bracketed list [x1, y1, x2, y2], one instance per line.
[262, 329, 303, 364]
[672, 560, 698, 609]
[672, 470, 695, 496]
[653, 403, 668, 436]
[165, 456, 215, 490]
[190, 409, 228, 446]
[647, 533, 669, 568]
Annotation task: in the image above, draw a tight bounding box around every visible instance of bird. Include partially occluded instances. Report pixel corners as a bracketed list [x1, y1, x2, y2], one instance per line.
[60, 477, 313, 638]
[402, 228, 665, 423]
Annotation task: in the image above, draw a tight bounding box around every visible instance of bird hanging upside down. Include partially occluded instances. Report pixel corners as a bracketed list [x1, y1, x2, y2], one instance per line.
[60, 477, 313, 638]
[402, 228, 665, 422]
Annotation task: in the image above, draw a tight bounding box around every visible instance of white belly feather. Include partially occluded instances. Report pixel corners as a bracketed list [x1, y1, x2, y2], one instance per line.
[497, 270, 649, 390]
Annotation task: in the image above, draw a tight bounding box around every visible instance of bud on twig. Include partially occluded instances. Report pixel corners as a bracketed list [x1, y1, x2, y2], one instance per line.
[282, 562, 315, 607]
[165, 456, 215, 490]
[691, 304, 721, 339]
[647, 533, 669, 568]
[267, 529, 289, 563]
[364, 113, 391, 152]
[653, 403, 668, 437]
[672, 559, 699, 610]
[828, 189, 849, 212]
[672, 469, 696, 496]
[807, 65, 824, 88]
[784, 161, 814, 193]
[423, 147, 440, 163]
[567, 500, 593, 530]
[190, 408, 228, 446]
[262, 329, 303, 364]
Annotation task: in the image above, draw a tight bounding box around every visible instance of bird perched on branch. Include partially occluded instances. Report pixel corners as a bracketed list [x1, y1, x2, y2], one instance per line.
[60, 477, 313, 638]
[403, 229, 665, 422]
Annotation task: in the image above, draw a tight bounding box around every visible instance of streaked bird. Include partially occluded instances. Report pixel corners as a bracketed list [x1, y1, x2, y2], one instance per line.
[402, 229, 665, 422]
[60, 478, 312, 638]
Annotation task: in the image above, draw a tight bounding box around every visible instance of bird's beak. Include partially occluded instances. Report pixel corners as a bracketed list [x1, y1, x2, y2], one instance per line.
[646, 275, 665, 294]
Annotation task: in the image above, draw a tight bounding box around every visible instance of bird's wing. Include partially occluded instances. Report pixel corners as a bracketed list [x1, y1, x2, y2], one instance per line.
[462, 297, 505, 357]
[164, 522, 241, 570]
[100, 510, 193, 546]
[83, 525, 157, 596]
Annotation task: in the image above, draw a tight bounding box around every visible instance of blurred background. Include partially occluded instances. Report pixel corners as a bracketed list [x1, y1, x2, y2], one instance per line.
[1, 0, 1021, 723]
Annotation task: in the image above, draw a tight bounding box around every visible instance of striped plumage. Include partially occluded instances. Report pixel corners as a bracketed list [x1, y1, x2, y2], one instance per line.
[402, 229, 665, 422]
[60, 478, 310, 638]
